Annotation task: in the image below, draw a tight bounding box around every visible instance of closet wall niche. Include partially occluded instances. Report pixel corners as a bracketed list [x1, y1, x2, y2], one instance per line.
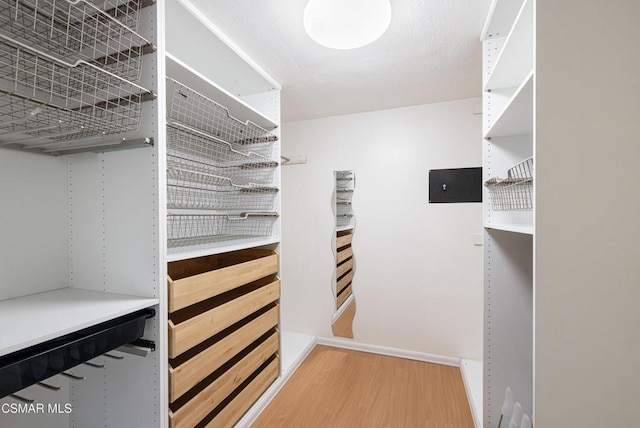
[332, 170, 356, 338]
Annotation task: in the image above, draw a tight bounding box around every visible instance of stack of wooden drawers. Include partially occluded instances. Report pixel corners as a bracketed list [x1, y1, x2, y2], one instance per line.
[167, 248, 280, 427]
[336, 231, 354, 309]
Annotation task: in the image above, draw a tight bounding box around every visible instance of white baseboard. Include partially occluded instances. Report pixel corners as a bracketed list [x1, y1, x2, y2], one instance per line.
[234, 335, 318, 428]
[460, 359, 483, 428]
[316, 336, 460, 367]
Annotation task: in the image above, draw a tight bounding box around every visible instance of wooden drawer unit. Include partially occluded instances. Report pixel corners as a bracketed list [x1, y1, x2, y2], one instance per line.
[337, 269, 354, 295]
[169, 332, 279, 428]
[336, 258, 353, 280]
[168, 249, 278, 313]
[169, 277, 280, 358]
[337, 246, 353, 264]
[336, 232, 353, 249]
[337, 284, 353, 308]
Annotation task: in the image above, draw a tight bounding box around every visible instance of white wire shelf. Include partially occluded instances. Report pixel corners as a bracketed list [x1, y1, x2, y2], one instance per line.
[0, 0, 155, 82]
[336, 202, 352, 216]
[485, 157, 533, 211]
[336, 214, 353, 228]
[167, 77, 278, 156]
[167, 212, 279, 248]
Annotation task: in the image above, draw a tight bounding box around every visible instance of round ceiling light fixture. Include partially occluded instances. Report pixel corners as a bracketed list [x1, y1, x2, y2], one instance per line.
[303, 0, 392, 50]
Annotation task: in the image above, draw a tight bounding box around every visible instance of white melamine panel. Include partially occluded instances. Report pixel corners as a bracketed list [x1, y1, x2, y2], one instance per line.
[535, 1, 640, 426]
[484, 224, 533, 235]
[0, 288, 157, 357]
[483, 229, 532, 427]
[281, 98, 483, 359]
[240, 91, 281, 126]
[485, 72, 533, 138]
[484, 0, 533, 91]
[461, 359, 483, 428]
[0, 378, 70, 428]
[165, 0, 277, 99]
[0, 150, 68, 301]
[481, 0, 526, 40]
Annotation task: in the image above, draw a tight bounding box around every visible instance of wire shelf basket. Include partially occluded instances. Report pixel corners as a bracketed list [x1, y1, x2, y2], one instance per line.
[336, 189, 353, 203]
[335, 171, 354, 180]
[167, 124, 277, 185]
[167, 166, 278, 211]
[336, 214, 353, 227]
[167, 78, 278, 158]
[336, 202, 352, 216]
[167, 213, 278, 247]
[0, 36, 154, 145]
[0, 0, 152, 82]
[485, 157, 534, 211]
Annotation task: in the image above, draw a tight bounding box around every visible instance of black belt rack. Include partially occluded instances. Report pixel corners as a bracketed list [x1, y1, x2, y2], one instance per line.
[0, 308, 155, 398]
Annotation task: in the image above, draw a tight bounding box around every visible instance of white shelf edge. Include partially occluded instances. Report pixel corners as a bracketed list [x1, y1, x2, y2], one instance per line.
[484, 223, 534, 235]
[484, 71, 534, 138]
[481, 0, 526, 41]
[336, 225, 354, 232]
[166, 53, 278, 130]
[0, 288, 159, 357]
[460, 359, 483, 428]
[484, 0, 533, 90]
[167, 237, 280, 262]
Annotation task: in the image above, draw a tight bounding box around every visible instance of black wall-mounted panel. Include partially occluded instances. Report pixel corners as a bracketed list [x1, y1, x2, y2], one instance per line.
[429, 167, 482, 203]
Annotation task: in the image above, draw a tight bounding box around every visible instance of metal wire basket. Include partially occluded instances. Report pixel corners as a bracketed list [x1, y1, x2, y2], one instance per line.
[0, 0, 152, 82]
[167, 78, 278, 158]
[167, 124, 277, 185]
[336, 189, 353, 203]
[167, 213, 278, 247]
[167, 166, 278, 211]
[0, 37, 154, 145]
[336, 202, 352, 216]
[485, 157, 533, 211]
[336, 214, 353, 227]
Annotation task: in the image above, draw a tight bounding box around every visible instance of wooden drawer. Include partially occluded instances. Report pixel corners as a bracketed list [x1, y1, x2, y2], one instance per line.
[168, 250, 278, 313]
[336, 232, 353, 249]
[169, 305, 279, 402]
[204, 357, 279, 428]
[337, 270, 354, 295]
[336, 258, 353, 278]
[169, 333, 279, 428]
[168, 278, 280, 358]
[336, 246, 353, 264]
[337, 284, 352, 308]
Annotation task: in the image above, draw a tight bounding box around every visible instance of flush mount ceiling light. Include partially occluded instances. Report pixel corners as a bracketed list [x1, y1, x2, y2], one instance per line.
[304, 0, 392, 50]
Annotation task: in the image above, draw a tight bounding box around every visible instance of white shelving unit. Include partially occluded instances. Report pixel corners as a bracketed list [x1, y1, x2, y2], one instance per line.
[482, 0, 533, 426]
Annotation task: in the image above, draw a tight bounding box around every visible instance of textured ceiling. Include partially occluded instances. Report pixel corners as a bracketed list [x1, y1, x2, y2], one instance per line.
[188, 0, 491, 122]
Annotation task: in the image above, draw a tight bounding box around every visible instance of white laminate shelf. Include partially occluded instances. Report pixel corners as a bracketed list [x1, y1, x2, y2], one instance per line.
[485, 0, 533, 91]
[485, 223, 534, 235]
[0, 288, 158, 358]
[485, 71, 533, 138]
[461, 359, 483, 428]
[166, 53, 278, 130]
[167, 237, 280, 262]
[481, 0, 526, 40]
[336, 225, 354, 232]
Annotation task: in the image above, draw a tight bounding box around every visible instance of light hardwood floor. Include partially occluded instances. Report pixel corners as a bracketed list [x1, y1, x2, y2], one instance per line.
[331, 300, 356, 338]
[252, 345, 474, 428]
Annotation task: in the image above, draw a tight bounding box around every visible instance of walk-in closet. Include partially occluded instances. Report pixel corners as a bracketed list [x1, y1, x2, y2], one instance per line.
[1, 0, 638, 427]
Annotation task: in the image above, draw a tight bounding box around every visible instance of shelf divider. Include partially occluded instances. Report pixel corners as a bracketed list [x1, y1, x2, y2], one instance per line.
[485, 71, 533, 138]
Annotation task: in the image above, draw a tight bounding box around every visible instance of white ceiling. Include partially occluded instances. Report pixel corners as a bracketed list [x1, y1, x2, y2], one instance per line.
[188, 0, 492, 123]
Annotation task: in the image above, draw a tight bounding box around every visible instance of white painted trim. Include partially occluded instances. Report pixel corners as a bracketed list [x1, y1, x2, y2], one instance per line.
[332, 293, 355, 322]
[460, 359, 483, 428]
[234, 336, 318, 428]
[316, 337, 460, 367]
[177, 0, 281, 90]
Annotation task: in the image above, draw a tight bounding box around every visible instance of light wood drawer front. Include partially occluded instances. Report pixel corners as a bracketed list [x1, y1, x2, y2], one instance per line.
[337, 284, 352, 308]
[169, 305, 279, 402]
[337, 269, 354, 295]
[336, 233, 353, 249]
[336, 246, 353, 264]
[168, 280, 280, 358]
[204, 357, 279, 428]
[169, 252, 278, 313]
[336, 258, 353, 279]
[169, 333, 279, 428]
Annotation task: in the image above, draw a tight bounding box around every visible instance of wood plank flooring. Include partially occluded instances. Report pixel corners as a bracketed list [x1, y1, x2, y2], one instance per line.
[252, 345, 474, 428]
[331, 300, 356, 338]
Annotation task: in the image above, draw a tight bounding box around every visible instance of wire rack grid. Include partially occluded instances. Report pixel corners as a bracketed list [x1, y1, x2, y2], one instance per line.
[485, 157, 534, 211]
[167, 78, 278, 158]
[336, 202, 352, 216]
[167, 213, 278, 247]
[336, 214, 353, 227]
[336, 189, 353, 203]
[166, 124, 278, 186]
[0, 0, 151, 82]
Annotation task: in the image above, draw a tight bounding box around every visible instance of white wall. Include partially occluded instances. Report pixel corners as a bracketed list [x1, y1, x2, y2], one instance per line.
[280, 98, 483, 360]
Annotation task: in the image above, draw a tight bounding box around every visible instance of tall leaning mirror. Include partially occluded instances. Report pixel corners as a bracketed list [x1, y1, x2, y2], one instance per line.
[332, 170, 356, 338]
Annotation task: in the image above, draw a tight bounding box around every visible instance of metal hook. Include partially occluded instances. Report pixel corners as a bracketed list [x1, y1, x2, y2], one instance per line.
[36, 381, 61, 391]
[83, 361, 105, 369]
[61, 372, 85, 380]
[104, 353, 124, 360]
[10, 393, 34, 403]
